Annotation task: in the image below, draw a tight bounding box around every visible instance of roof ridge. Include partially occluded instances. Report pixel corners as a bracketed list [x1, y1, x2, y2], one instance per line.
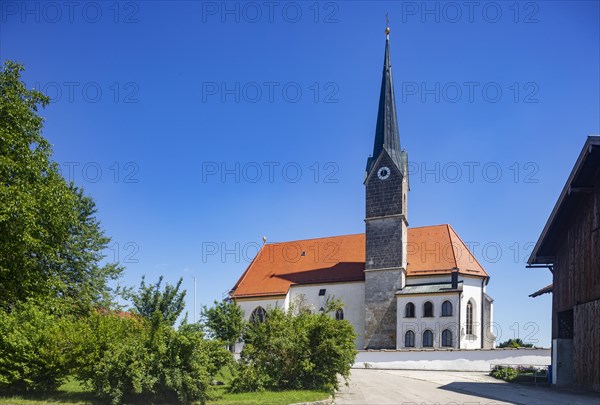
[265, 233, 364, 245]
[264, 225, 456, 246]
[409, 223, 449, 230]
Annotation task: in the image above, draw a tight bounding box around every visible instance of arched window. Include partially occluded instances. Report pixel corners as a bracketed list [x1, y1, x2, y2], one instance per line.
[442, 300, 453, 317]
[335, 308, 344, 321]
[404, 330, 415, 348]
[423, 301, 434, 318]
[405, 302, 415, 318]
[250, 306, 267, 323]
[466, 301, 474, 335]
[423, 330, 433, 347]
[442, 329, 453, 347]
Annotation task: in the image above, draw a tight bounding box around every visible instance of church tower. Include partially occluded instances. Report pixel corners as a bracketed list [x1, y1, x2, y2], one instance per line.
[364, 24, 409, 349]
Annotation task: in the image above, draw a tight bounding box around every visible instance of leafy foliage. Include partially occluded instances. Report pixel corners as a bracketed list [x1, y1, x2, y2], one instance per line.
[490, 365, 519, 382]
[201, 300, 244, 347]
[0, 61, 122, 311]
[497, 338, 534, 348]
[130, 276, 186, 326]
[0, 301, 74, 392]
[71, 304, 232, 405]
[490, 365, 546, 383]
[148, 323, 233, 405]
[70, 310, 151, 404]
[231, 298, 356, 393]
[0, 278, 233, 404]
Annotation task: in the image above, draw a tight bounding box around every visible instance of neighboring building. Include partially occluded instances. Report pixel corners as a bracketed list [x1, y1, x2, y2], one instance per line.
[230, 27, 495, 351]
[528, 136, 600, 391]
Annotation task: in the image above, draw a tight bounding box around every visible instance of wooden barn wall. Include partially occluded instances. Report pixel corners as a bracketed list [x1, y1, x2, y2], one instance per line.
[552, 168, 600, 338]
[593, 170, 600, 297]
[573, 299, 600, 392]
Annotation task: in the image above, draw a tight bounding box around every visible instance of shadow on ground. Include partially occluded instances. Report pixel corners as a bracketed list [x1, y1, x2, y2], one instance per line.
[440, 381, 600, 405]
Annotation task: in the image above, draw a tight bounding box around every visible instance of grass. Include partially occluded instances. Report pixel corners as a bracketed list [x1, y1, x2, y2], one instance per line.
[0, 371, 331, 405]
[208, 388, 330, 405]
[0, 379, 95, 404]
[207, 366, 330, 405]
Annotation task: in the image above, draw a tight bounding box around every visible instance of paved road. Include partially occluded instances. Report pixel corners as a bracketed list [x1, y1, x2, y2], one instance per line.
[335, 369, 600, 404]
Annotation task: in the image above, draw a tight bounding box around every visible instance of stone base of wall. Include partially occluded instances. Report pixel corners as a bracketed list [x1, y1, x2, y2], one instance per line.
[354, 348, 551, 372]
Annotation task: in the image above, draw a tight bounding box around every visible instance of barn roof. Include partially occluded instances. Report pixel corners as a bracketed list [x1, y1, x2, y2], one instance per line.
[528, 136, 600, 265]
[230, 224, 489, 299]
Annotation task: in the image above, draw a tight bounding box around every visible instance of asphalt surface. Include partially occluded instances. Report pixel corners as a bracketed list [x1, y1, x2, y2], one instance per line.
[334, 369, 600, 404]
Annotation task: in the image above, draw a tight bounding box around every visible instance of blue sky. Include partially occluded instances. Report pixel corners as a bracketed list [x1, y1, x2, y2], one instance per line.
[2, 1, 599, 346]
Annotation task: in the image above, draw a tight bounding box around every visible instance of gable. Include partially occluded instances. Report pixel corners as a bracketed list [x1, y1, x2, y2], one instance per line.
[230, 224, 489, 298]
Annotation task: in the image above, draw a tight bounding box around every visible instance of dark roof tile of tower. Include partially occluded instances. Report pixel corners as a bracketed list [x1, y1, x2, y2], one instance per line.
[367, 31, 404, 175]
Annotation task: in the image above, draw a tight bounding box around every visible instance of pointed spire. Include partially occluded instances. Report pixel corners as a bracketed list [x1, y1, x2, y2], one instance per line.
[367, 20, 403, 174]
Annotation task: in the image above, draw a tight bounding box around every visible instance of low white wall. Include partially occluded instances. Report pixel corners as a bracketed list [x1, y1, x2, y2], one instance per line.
[354, 348, 551, 372]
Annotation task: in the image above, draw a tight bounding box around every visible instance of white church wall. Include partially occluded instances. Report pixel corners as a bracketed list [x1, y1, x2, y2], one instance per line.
[460, 276, 486, 349]
[236, 295, 288, 321]
[396, 293, 461, 349]
[354, 348, 551, 372]
[289, 282, 366, 349]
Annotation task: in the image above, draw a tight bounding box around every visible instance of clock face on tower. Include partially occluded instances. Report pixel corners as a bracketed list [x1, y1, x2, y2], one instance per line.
[377, 166, 391, 180]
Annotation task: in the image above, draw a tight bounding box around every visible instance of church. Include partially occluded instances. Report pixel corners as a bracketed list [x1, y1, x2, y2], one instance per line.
[230, 27, 495, 351]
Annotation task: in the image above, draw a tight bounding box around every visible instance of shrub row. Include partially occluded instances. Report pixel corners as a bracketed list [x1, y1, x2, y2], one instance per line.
[0, 302, 232, 405]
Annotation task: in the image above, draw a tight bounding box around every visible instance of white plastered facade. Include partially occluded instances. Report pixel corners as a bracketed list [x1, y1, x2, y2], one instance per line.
[234, 274, 493, 350]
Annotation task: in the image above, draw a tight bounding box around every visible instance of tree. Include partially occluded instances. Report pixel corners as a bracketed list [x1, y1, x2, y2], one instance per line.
[231, 298, 356, 393]
[497, 338, 534, 348]
[0, 61, 122, 310]
[130, 276, 186, 326]
[201, 300, 244, 348]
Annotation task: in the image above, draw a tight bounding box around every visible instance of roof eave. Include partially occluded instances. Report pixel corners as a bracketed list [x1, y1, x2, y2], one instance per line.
[529, 283, 553, 298]
[528, 136, 600, 265]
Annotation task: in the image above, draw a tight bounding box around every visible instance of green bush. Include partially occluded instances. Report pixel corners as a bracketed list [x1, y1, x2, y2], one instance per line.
[231, 302, 356, 393]
[71, 311, 152, 404]
[147, 323, 233, 405]
[72, 311, 233, 405]
[0, 302, 73, 392]
[490, 366, 519, 382]
[0, 276, 234, 404]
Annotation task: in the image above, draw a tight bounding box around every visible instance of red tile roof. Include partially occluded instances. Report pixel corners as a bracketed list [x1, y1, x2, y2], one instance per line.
[230, 224, 489, 298]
